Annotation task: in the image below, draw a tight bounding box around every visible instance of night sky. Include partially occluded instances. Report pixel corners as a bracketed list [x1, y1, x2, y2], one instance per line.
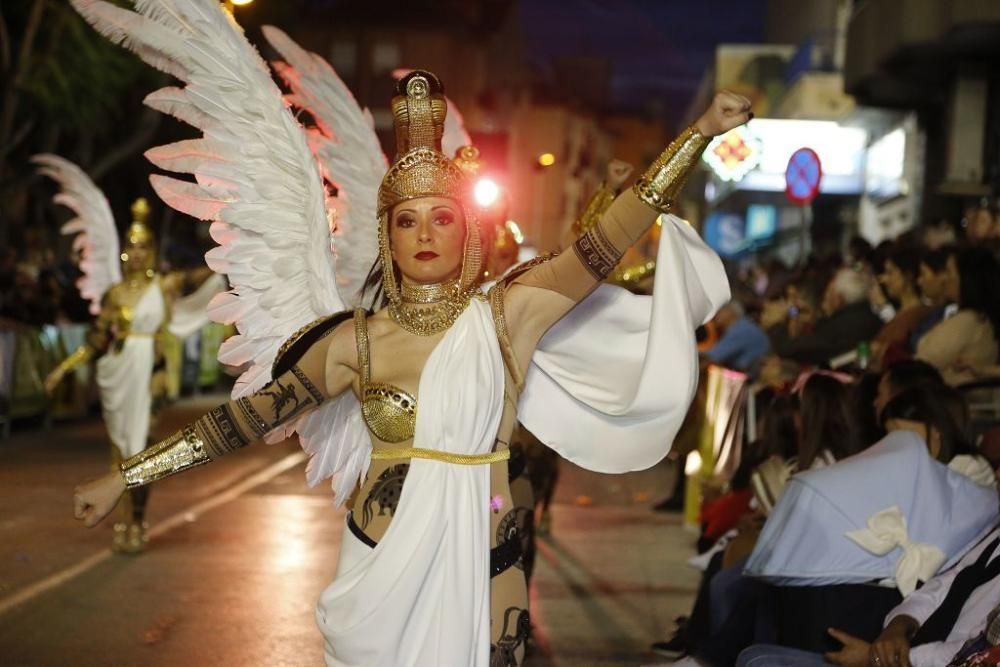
[520, 0, 765, 123]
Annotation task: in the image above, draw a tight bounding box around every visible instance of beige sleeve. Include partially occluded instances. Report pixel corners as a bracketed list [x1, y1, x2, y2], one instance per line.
[514, 190, 657, 302]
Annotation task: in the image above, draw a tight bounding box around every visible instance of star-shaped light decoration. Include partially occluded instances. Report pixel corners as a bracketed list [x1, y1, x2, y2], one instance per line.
[702, 123, 763, 182]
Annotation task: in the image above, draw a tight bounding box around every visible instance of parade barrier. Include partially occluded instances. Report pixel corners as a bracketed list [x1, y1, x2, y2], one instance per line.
[684, 364, 749, 528]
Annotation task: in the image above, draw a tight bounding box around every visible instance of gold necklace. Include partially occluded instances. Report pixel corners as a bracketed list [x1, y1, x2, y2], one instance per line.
[125, 270, 154, 290]
[390, 278, 472, 336]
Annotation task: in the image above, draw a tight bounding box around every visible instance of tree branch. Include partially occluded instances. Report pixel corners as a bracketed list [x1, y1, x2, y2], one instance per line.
[90, 105, 163, 180]
[0, 0, 46, 153]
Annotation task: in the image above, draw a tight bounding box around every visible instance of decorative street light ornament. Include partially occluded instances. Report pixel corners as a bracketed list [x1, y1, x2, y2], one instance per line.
[702, 124, 762, 182]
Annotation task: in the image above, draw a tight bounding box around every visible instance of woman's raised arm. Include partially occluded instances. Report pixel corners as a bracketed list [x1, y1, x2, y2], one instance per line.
[499, 91, 751, 358]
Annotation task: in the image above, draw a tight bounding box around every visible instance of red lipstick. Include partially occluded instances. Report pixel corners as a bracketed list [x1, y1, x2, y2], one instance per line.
[415, 251, 439, 261]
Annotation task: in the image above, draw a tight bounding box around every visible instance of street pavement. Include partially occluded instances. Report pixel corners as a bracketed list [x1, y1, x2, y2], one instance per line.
[0, 394, 699, 666]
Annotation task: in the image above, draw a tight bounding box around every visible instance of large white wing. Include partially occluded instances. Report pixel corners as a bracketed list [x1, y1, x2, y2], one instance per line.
[32, 154, 122, 315]
[262, 26, 384, 308]
[70, 0, 377, 504]
[69, 0, 344, 398]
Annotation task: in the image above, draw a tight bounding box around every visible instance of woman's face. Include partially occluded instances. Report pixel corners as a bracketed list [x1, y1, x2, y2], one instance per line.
[917, 262, 947, 305]
[880, 260, 908, 300]
[124, 239, 153, 274]
[389, 197, 466, 285]
[885, 417, 941, 459]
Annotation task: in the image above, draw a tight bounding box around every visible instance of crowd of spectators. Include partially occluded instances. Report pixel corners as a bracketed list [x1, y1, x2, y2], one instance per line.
[651, 197, 1000, 666]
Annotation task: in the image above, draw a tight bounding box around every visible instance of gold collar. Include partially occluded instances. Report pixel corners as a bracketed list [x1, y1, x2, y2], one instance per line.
[390, 278, 472, 336]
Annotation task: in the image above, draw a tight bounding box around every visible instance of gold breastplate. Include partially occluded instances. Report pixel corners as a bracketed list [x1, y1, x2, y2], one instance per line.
[362, 382, 417, 443]
[355, 309, 418, 443]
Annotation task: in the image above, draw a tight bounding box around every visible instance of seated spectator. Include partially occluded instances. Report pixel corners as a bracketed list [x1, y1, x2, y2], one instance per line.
[964, 196, 1000, 254]
[702, 300, 770, 378]
[873, 359, 945, 419]
[738, 524, 1000, 667]
[869, 245, 933, 365]
[768, 267, 883, 366]
[922, 218, 958, 250]
[910, 246, 958, 349]
[743, 387, 997, 656]
[652, 376, 866, 665]
[917, 247, 1000, 385]
[880, 384, 994, 487]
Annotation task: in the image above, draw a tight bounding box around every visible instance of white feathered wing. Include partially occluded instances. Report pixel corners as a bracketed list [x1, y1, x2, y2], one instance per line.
[262, 25, 385, 309]
[69, 0, 370, 504]
[32, 154, 122, 315]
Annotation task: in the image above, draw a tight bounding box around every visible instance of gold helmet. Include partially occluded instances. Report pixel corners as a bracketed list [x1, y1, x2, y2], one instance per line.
[376, 71, 482, 311]
[120, 197, 156, 274]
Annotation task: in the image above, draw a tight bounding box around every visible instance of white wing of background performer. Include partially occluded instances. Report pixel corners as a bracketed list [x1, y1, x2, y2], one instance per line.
[262, 25, 384, 308]
[31, 154, 122, 315]
[69, 0, 371, 504]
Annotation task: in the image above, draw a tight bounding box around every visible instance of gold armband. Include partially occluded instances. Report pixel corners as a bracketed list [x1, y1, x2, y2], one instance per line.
[633, 125, 710, 214]
[119, 426, 209, 489]
[54, 346, 92, 377]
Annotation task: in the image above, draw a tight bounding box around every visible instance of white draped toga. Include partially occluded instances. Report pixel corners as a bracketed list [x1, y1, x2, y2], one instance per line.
[96, 280, 165, 458]
[315, 215, 730, 666]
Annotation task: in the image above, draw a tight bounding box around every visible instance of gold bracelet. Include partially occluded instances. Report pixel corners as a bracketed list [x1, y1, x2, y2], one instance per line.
[633, 125, 710, 214]
[119, 425, 210, 489]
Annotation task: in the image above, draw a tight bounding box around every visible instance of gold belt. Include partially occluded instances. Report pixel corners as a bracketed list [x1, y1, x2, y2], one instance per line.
[370, 447, 510, 466]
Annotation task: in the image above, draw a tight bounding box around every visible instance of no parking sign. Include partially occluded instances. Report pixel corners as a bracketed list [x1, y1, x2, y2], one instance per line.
[785, 148, 822, 205]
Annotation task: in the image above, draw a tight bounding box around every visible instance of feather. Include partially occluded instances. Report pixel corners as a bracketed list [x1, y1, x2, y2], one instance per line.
[262, 25, 384, 307]
[70, 0, 383, 499]
[32, 154, 121, 312]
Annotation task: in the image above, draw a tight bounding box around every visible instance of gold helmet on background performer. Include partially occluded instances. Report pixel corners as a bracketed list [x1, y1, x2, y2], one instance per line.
[120, 197, 156, 279]
[376, 70, 483, 335]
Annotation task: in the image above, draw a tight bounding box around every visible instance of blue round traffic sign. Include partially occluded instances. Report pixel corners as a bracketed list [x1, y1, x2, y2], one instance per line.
[785, 148, 822, 205]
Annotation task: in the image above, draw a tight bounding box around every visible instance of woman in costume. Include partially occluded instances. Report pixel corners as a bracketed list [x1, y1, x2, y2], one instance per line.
[36, 155, 221, 553]
[68, 2, 747, 664]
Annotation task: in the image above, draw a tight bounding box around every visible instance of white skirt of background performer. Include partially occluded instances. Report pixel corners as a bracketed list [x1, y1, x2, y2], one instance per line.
[96, 280, 165, 458]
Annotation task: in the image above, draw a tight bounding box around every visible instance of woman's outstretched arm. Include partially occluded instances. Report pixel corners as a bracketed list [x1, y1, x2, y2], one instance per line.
[499, 91, 751, 362]
[73, 316, 357, 526]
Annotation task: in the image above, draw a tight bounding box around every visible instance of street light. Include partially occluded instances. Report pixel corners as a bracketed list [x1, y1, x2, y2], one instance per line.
[223, 0, 253, 13]
[474, 178, 501, 208]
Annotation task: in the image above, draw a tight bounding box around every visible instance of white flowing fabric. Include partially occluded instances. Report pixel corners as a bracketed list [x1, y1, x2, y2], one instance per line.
[316, 298, 504, 667]
[519, 214, 730, 473]
[314, 214, 729, 665]
[96, 281, 165, 458]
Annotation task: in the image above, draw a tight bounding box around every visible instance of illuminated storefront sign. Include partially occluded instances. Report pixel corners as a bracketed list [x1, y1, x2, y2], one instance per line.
[704, 119, 867, 196]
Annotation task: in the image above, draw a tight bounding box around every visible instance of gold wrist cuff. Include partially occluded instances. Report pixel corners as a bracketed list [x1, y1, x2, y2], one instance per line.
[120, 426, 209, 489]
[633, 125, 710, 214]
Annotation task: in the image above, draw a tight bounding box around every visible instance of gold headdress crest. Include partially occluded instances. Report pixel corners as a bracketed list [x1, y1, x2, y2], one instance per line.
[375, 71, 482, 329]
[126, 197, 154, 246]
